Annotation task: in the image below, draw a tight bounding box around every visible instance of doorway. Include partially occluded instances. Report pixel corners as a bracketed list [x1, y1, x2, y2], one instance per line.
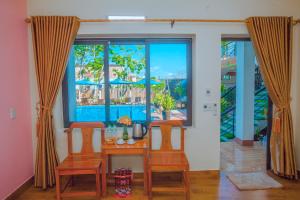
[220, 38, 272, 173]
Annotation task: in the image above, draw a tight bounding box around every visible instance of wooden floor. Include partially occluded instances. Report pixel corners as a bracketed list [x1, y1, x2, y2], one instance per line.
[16, 141, 300, 200]
[16, 172, 300, 200]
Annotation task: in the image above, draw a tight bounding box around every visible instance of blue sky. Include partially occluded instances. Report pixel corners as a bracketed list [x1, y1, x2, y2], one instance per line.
[150, 43, 187, 79]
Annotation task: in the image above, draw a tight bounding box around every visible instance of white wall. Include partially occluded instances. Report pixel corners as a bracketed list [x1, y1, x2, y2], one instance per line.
[28, 0, 300, 171]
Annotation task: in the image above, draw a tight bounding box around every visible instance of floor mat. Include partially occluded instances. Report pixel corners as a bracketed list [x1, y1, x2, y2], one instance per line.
[227, 172, 282, 190]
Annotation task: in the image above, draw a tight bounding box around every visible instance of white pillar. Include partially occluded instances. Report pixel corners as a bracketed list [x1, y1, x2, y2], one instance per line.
[235, 41, 255, 145]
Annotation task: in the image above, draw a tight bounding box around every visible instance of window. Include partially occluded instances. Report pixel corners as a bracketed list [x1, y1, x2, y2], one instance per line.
[62, 38, 192, 126]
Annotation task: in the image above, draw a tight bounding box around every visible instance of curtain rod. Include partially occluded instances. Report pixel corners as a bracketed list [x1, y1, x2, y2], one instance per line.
[24, 18, 300, 25]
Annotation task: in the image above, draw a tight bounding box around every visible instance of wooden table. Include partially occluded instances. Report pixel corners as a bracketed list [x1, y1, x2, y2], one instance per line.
[101, 139, 149, 196]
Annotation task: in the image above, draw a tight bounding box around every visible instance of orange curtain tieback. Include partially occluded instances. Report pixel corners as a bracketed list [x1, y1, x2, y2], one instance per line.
[36, 102, 51, 112]
[35, 102, 52, 137]
[273, 99, 291, 133]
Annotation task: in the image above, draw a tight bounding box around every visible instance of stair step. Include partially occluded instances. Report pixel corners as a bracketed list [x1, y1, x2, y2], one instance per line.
[220, 136, 228, 142]
[221, 128, 233, 133]
[221, 127, 232, 131]
[221, 126, 233, 131]
[222, 121, 233, 125]
[222, 121, 234, 124]
[255, 112, 266, 115]
[255, 118, 267, 121]
[255, 102, 267, 104]
[221, 87, 268, 141]
[255, 101, 267, 104]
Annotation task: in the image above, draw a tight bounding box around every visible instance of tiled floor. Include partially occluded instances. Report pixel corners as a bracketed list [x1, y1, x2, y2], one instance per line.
[220, 141, 266, 173]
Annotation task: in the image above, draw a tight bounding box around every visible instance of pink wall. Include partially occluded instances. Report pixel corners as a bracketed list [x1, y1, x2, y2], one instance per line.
[0, 0, 33, 199]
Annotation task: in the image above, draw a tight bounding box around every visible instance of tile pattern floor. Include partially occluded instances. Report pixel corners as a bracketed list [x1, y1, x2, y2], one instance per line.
[221, 141, 266, 173]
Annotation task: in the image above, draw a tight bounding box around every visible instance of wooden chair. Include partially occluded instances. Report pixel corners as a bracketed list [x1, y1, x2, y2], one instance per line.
[55, 122, 105, 200]
[148, 120, 190, 200]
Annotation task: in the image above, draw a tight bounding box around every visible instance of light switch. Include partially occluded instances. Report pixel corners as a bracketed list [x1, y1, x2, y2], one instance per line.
[203, 103, 217, 116]
[203, 103, 217, 111]
[9, 107, 16, 120]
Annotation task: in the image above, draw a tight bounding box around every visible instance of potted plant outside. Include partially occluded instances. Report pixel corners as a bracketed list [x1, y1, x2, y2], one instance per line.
[160, 93, 175, 120]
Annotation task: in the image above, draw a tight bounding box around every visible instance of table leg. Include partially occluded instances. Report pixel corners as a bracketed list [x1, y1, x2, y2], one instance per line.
[108, 155, 112, 176]
[143, 149, 148, 195]
[96, 168, 101, 198]
[102, 153, 107, 196]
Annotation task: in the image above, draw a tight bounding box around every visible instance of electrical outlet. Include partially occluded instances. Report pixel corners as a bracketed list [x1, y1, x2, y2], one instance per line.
[9, 107, 16, 120]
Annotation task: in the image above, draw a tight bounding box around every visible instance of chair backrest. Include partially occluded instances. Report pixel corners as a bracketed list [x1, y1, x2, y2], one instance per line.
[65, 122, 105, 155]
[149, 120, 186, 152]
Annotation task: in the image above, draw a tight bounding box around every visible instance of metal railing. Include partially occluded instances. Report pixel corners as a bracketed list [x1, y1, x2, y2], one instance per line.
[220, 74, 267, 140]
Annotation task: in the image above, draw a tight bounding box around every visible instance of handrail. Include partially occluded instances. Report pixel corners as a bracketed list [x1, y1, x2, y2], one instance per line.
[221, 82, 267, 140]
[255, 86, 266, 96]
[221, 86, 265, 114]
[221, 86, 236, 98]
[221, 105, 235, 117]
[222, 87, 266, 116]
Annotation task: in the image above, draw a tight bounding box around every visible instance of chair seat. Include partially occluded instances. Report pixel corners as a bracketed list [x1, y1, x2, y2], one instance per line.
[149, 151, 189, 171]
[57, 153, 102, 170]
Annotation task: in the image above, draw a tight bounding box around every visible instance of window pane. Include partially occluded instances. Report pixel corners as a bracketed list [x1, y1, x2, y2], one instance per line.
[63, 39, 192, 126]
[109, 44, 146, 121]
[150, 43, 188, 121]
[68, 44, 105, 122]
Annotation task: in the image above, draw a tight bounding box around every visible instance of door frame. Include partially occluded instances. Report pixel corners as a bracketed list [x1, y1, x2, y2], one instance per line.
[221, 36, 272, 171]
